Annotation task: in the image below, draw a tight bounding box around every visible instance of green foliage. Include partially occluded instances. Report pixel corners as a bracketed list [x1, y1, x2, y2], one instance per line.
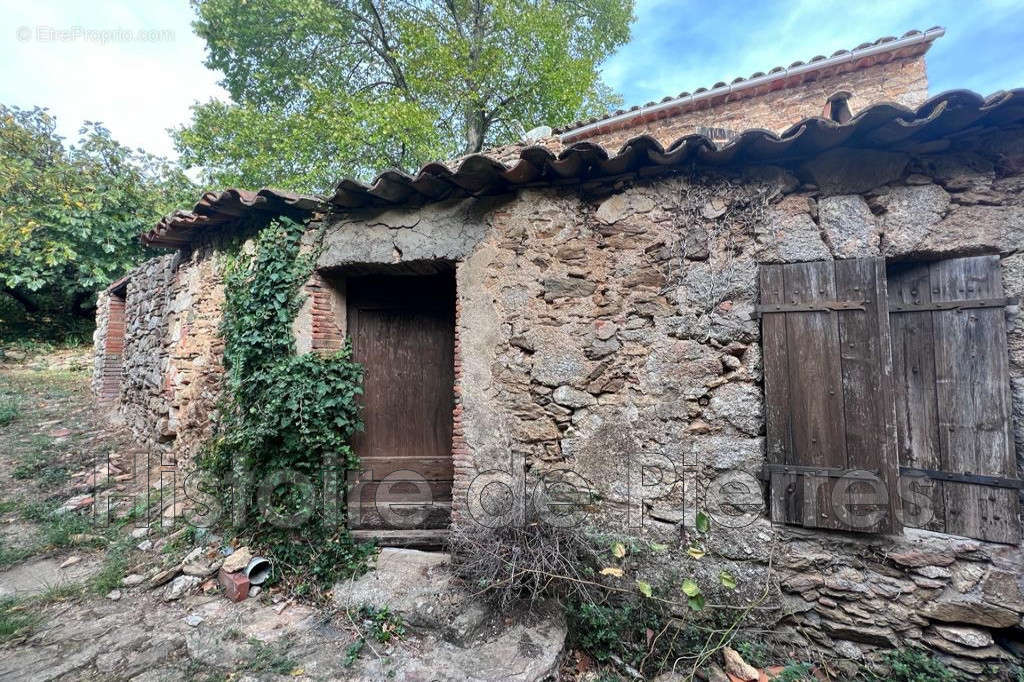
[177, 0, 635, 191]
[198, 216, 371, 591]
[0, 393, 18, 427]
[241, 637, 298, 675]
[0, 597, 41, 642]
[735, 640, 771, 669]
[357, 605, 406, 644]
[870, 649, 960, 682]
[0, 105, 195, 332]
[89, 540, 131, 595]
[774, 662, 815, 681]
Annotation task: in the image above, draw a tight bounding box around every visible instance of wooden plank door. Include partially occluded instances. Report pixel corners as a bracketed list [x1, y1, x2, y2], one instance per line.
[346, 272, 455, 531]
[889, 255, 1019, 544]
[760, 258, 900, 533]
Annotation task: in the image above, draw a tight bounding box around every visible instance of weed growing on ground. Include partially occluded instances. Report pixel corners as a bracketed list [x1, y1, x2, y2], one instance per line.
[241, 637, 298, 675]
[89, 539, 131, 595]
[0, 597, 42, 642]
[0, 394, 18, 426]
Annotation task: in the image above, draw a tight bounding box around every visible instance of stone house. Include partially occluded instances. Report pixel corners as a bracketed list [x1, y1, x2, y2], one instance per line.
[94, 31, 1024, 674]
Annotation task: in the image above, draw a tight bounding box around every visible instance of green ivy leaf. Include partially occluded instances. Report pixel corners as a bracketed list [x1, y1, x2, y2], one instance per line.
[719, 571, 737, 590]
[695, 511, 710, 533]
[687, 594, 706, 611]
[680, 578, 701, 597]
[635, 580, 653, 598]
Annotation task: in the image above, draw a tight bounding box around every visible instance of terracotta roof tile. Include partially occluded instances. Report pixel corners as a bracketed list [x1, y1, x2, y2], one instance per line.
[145, 87, 1023, 247]
[555, 27, 945, 140]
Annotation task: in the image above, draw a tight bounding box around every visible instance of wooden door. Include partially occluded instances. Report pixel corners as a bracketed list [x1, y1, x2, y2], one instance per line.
[888, 256, 1020, 544]
[760, 259, 901, 533]
[346, 272, 455, 531]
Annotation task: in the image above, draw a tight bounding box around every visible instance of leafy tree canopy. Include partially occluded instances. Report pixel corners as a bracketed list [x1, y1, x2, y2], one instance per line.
[0, 105, 195, 332]
[176, 0, 635, 192]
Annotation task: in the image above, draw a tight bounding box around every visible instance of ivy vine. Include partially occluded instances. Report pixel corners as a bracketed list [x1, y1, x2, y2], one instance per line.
[198, 216, 372, 593]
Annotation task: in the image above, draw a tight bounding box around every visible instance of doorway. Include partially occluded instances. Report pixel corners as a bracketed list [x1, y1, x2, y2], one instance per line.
[344, 268, 455, 536]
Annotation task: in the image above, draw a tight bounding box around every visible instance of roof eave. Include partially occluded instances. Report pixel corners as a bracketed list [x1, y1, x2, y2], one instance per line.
[560, 27, 946, 143]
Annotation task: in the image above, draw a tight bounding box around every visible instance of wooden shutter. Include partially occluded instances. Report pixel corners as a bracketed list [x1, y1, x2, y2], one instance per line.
[888, 255, 1020, 544]
[760, 259, 901, 533]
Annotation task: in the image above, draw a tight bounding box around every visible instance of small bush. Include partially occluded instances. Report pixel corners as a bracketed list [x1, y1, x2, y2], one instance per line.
[90, 541, 130, 595]
[357, 605, 405, 644]
[870, 648, 960, 682]
[736, 640, 772, 668]
[0, 395, 19, 427]
[0, 597, 41, 642]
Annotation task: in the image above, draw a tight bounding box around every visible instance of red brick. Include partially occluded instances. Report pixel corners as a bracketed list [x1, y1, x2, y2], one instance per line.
[218, 567, 249, 601]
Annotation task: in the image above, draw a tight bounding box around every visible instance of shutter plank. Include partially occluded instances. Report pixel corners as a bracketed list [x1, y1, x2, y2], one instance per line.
[761, 265, 801, 525]
[835, 259, 900, 533]
[930, 256, 1019, 544]
[887, 262, 946, 532]
[783, 261, 848, 530]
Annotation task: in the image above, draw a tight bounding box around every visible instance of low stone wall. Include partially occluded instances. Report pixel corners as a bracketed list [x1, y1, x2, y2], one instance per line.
[92, 245, 226, 464]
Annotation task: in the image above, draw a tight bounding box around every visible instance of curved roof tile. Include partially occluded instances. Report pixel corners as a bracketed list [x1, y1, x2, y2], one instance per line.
[555, 27, 945, 139]
[145, 87, 1022, 248]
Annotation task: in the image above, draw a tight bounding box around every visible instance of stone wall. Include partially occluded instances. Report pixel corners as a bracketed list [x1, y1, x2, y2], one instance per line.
[93, 244, 227, 465]
[99, 123, 1024, 675]
[312, 126, 1024, 675]
[576, 56, 928, 150]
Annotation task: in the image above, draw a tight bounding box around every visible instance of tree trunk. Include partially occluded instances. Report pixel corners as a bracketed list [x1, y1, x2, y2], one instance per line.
[2, 287, 39, 313]
[463, 108, 487, 154]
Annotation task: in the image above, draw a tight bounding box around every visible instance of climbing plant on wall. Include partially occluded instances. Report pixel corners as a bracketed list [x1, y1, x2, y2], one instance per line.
[198, 216, 372, 593]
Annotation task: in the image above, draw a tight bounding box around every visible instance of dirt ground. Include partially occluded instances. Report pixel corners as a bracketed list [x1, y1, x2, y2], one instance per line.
[0, 348, 570, 682]
[0, 349, 384, 681]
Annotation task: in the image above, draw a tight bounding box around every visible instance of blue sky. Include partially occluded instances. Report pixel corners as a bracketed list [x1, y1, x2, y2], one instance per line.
[1, 0, 1022, 160]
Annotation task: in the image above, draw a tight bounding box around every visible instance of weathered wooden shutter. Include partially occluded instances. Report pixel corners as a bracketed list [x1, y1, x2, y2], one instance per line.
[888, 255, 1021, 544]
[760, 259, 901, 533]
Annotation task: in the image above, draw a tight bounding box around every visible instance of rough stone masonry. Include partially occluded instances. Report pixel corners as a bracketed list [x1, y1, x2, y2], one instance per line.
[95, 121, 1024, 676]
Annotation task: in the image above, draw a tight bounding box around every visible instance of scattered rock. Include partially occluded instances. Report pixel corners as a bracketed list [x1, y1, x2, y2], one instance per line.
[130, 527, 149, 539]
[106, 589, 122, 601]
[182, 562, 217, 578]
[48, 428, 72, 438]
[722, 646, 759, 681]
[149, 566, 181, 587]
[184, 614, 204, 627]
[59, 556, 82, 569]
[221, 547, 252, 574]
[249, 586, 262, 597]
[122, 574, 146, 587]
[163, 575, 201, 601]
[136, 539, 153, 552]
[59, 495, 94, 513]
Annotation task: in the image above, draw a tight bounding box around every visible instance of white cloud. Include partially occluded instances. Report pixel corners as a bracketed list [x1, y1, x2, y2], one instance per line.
[0, 0, 227, 158]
